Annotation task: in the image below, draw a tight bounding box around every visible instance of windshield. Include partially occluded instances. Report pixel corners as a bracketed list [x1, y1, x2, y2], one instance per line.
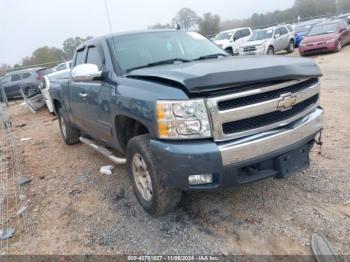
[307, 23, 338, 36]
[249, 29, 274, 41]
[110, 31, 226, 73]
[294, 24, 312, 33]
[213, 31, 233, 41]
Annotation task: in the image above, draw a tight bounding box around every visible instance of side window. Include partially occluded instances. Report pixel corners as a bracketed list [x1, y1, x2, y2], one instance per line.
[234, 31, 242, 40]
[241, 29, 251, 37]
[22, 73, 31, 79]
[75, 49, 86, 66]
[56, 64, 66, 71]
[279, 27, 288, 35]
[274, 28, 281, 37]
[86, 46, 103, 68]
[11, 74, 21, 82]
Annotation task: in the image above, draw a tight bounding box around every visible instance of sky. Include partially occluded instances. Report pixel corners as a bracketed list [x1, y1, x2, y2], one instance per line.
[0, 0, 294, 65]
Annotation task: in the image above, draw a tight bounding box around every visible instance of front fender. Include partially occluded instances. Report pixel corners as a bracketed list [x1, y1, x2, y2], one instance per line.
[110, 77, 189, 138]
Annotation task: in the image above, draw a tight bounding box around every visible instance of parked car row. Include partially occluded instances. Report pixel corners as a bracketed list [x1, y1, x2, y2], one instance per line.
[0, 61, 72, 107]
[212, 12, 350, 57]
[298, 19, 350, 56]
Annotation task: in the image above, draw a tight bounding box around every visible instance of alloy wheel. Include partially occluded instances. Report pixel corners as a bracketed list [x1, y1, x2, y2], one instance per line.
[132, 153, 153, 201]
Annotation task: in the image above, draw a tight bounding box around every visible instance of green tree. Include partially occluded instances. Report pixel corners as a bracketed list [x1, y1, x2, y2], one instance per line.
[338, 0, 350, 11]
[22, 46, 65, 68]
[62, 36, 92, 60]
[0, 64, 11, 76]
[199, 13, 221, 36]
[172, 8, 200, 30]
[294, 0, 336, 18]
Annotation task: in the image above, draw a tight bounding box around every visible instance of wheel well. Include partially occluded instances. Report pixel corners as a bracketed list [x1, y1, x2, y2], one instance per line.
[115, 115, 149, 152]
[53, 99, 62, 115]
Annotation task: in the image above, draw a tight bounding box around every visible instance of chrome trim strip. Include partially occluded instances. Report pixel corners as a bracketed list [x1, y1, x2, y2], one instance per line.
[217, 82, 320, 123]
[209, 78, 313, 103]
[219, 108, 323, 166]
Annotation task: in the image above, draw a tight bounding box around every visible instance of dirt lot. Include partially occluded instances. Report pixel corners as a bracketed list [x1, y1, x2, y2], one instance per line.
[3, 46, 350, 255]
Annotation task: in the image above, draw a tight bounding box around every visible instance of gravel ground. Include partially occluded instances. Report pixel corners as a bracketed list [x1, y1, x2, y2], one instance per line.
[3, 46, 350, 255]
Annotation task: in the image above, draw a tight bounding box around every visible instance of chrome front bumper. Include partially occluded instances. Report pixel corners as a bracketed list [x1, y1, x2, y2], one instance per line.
[219, 108, 323, 166]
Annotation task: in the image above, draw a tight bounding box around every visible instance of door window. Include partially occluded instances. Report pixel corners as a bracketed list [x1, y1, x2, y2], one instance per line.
[11, 74, 21, 81]
[233, 31, 242, 40]
[241, 29, 251, 37]
[56, 63, 67, 71]
[274, 28, 281, 37]
[75, 49, 86, 66]
[86, 46, 103, 68]
[21, 73, 31, 79]
[279, 27, 288, 35]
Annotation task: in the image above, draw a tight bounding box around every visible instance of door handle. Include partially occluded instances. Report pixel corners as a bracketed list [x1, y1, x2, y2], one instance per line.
[79, 92, 88, 98]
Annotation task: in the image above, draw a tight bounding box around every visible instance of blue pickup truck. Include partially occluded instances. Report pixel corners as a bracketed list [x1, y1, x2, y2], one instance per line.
[50, 29, 323, 215]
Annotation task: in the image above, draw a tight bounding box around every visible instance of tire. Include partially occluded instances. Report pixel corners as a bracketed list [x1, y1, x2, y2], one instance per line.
[225, 48, 234, 56]
[126, 134, 182, 216]
[336, 40, 342, 52]
[58, 107, 80, 145]
[267, 46, 275, 55]
[287, 40, 295, 53]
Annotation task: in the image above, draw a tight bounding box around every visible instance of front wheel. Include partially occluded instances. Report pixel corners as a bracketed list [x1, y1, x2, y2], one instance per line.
[58, 108, 80, 145]
[126, 134, 182, 216]
[336, 40, 342, 52]
[225, 48, 233, 56]
[267, 46, 275, 55]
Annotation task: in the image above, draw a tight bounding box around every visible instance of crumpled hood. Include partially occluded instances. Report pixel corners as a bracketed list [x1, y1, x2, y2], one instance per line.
[240, 39, 268, 47]
[127, 56, 322, 94]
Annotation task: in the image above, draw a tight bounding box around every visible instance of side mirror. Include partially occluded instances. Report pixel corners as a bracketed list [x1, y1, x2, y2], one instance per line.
[71, 64, 102, 82]
[274, 33, 280, 38]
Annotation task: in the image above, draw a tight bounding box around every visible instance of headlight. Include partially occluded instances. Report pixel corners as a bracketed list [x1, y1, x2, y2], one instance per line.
[156, 100, 212, 139]
[326, 39, 336, 43]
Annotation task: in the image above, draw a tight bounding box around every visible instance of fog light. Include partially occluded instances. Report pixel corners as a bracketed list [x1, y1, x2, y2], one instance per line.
[188, 174, 213, 185]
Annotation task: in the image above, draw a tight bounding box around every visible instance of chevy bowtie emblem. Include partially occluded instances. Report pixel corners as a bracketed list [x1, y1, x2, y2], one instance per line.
[277, 94, 297, 111]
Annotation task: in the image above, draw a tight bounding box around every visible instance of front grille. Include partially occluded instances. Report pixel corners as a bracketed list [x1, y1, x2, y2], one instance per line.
[218, 78, 318, 111]
[304, 47, 328, 53]
[222, 94, 319, 134]
[243, 46, 256, 52]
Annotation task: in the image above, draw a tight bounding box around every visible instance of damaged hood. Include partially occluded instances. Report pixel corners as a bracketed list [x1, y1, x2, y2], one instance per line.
[127, 56, 322, 94]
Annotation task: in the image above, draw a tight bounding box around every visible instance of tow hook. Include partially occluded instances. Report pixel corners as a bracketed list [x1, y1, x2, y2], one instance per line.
[315, 129, 323, 155]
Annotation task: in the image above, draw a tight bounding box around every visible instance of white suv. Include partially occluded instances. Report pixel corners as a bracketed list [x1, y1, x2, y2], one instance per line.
[239, 26, 295, 55]
[213, 27, 253, 55]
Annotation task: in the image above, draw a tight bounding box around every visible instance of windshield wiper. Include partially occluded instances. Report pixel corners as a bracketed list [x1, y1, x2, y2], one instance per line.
[126, 58, 191, 73]
[193, 53, 228, 61]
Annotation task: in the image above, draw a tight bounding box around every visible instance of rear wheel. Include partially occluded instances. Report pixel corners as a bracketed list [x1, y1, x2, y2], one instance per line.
[287, 40, 295, 53]
[58, 108, 80, 145]
[126, 134, 182, 216]
[267, 46, 275, 55]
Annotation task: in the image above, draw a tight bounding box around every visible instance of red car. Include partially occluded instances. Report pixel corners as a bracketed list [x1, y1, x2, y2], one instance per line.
[299, 20, 350, 56]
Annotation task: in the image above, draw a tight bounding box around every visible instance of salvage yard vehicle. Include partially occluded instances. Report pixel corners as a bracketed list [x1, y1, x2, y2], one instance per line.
[0, 67, 52, 99]
[239, 25, 295, 55]
[50, 29, 323, 215]
[53, 61, 72, 72]
[299, 20, 350, 56]
[40, 69, 71, 113]
[213, 27, 252, 55]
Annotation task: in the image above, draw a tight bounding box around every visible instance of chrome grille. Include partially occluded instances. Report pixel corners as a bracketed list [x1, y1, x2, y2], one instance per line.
[206, 78, 320, 141]
[243, 46, 256, 52]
